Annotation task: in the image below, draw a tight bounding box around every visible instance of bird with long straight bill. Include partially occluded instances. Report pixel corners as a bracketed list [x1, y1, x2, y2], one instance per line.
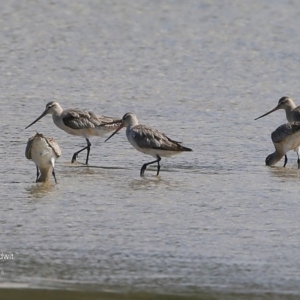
[105, 112, 192, 176]
[25, 101, 121, 165]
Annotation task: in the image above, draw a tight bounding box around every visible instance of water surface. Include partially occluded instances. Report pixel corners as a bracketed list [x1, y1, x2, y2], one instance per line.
[1, 1, 300, 299]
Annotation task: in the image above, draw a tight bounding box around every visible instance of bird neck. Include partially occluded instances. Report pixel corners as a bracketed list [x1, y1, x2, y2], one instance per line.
[284, 103, 296, 122]
[52, 105, 63, 117]
[288, 99, 297, 110]
[128, 117, 139, 128]
[126, 125, 133, 137]
[283, 100, 296, 118]
[51, 106, 63, 124]
[285, 111, 294, 122]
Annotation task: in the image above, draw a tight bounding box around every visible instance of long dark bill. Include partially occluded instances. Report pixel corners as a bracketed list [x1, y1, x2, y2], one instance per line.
[104, 124, 124, 142]
[25, 110, 48, 129]
[254, 105, 280, 120]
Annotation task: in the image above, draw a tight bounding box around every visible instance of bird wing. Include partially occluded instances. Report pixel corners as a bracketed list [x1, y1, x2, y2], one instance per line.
[25, 136, 35, 159]
[132, 125, 187, 151]
[96, 115, 122, 129]
[62, 109, 121, 129]
[271, 122, 300, 143]
[62, 109, 99, 129]
[97, 115, 121, 124]
[45, 137, 62, 157]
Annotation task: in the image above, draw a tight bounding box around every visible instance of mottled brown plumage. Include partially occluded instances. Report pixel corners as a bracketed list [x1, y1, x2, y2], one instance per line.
[25, 101, 121, 164]
[26, 133, 61, 183]
[266, 122, 300, 168]
[105, 112, 192, 176]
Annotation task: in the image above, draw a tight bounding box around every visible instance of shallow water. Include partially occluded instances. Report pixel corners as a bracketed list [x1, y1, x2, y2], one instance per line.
[1, 1, 300, 299]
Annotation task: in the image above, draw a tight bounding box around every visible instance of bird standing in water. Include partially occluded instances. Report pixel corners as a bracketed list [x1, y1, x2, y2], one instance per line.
[255, 96, 300, 167]
[25, 133, 61, 183]
[25, 101, 121, 165]
[265, 122, 300, 168]
[105, 112, 192, 176]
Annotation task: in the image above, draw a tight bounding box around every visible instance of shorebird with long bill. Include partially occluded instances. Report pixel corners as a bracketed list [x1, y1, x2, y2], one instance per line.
[255, 96, 300, 166]
[105, 112, 192, 176]
[25, 101, 121, 165]
[265, 122, 300, 168]
[25, 133, 61, 183]
[255, 96, 300, 122]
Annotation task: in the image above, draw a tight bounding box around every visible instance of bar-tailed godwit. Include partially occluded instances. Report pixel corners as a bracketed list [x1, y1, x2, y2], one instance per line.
[25, 133, 61, 183]
[105, 112, 192, 176]
[265, 122, 300, 168]
[255, 96, 300, 122]
[255, 96, 300, 166]
[25, 101, 121, 165]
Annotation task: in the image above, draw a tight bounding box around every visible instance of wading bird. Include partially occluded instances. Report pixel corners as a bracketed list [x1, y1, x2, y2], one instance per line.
[265, 122, 300, 168]
[25, 101, 121, 165]
[255, 96, 300, 122]
[25, 133, 61, 183]
[255, 96, 300, 166]
[105, 112, 192, 176]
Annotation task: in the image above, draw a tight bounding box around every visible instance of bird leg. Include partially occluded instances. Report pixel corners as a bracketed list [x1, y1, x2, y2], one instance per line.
[36, 166, 40, 182]
[140, 155, 161, 176]
[297, 149, 300, 169]
[52, 168, 58, 184]
[283, 155, 288, 167]
[71, 138, 91, 165]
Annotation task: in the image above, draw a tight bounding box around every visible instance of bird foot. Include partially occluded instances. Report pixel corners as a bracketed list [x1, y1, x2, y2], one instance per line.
[71, 154, 78, 163]
[140, 164, 147, 176]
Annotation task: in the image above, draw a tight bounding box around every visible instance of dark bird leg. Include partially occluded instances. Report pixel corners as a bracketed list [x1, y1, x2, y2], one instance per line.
[52, 168, 58, 184]
[36, 166, 40, 182]
[156, 156, 161, 175]
[71, 138, 91, 165]
[140, 155, 161, 176]
[283, 154, 288, 167]
[297, 150, 300, 169]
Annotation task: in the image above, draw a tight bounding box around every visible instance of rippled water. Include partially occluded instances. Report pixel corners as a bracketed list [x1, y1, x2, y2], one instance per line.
[2, 1, 300, 299]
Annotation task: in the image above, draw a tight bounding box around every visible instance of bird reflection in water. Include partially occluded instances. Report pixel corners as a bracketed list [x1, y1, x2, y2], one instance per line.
[25, 182, 56, 199]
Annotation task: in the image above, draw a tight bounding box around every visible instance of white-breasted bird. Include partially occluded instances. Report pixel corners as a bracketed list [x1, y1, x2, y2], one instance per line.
[25, 101, 121, 165]
[255, 96, 300, 166]
[25, 133, 61, 183]
[105, 112, 192, 176]
[265, 122, 300, 168]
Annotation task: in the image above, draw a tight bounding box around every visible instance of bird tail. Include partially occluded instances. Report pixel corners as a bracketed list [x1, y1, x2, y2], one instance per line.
[181, 145, 192, 151]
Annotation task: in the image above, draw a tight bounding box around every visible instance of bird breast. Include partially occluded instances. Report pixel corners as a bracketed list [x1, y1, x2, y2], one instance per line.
[30, 138, 58, 167]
